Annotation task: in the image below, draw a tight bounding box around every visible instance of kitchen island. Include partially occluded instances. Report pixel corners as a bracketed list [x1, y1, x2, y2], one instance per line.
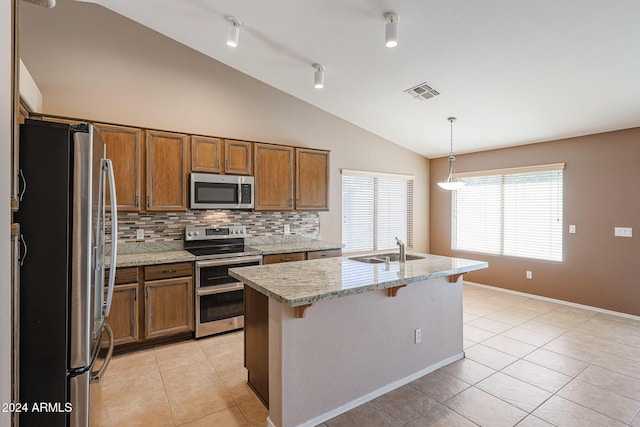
[230, 253, 488, 427]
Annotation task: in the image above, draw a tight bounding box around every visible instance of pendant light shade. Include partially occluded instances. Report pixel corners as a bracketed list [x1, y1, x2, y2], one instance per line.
[226, 17, 242, 47]
[437, 117, 465, 190]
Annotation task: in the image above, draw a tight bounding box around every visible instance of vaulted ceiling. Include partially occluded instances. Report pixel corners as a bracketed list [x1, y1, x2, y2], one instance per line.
[24, 0, 640, 157]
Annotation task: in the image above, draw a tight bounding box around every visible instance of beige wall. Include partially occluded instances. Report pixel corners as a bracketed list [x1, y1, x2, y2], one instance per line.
[19, 0, 430, 251]
[430, 128, 640, 316]
[1, 0, 14, 425]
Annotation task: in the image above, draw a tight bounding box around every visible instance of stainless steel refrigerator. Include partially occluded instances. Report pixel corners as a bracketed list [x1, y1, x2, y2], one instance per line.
[17, 119, 118, 427]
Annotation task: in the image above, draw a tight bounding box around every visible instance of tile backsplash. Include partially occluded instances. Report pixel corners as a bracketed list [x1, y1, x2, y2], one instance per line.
[106, 210, 320, 244]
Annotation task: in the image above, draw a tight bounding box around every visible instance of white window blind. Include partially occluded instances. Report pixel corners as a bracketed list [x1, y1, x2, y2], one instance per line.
[453, 164, 564, 262]
[342, 171, 413, 254]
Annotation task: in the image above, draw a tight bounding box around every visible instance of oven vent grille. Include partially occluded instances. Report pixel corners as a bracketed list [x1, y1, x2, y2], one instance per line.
[404, 82, 440, 101]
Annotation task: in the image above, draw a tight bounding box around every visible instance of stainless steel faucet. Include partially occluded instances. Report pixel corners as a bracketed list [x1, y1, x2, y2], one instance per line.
[395, 237, 406, 263]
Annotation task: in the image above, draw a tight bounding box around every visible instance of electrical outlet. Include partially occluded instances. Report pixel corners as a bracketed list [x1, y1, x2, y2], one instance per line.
[614, 227, 632, 238]
[414, 328, 422, 344]
[284, 224, 291, 235]
[136, 229, 145, 240]
[526, 271, 533, 279]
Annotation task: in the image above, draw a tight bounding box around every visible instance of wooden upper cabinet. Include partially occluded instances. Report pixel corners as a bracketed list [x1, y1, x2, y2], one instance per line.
[146, 130, 189, 211]
[224, 140, 253, 175]
[12, 104, 29, 212]
[254, 143, 294, 211]
[191, 135, 223, 173]
[296, 148, 329, 211]
[96, 124, 144, 211]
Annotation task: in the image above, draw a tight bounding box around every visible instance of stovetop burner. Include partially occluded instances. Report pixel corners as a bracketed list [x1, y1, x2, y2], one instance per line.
[184, 226, 261, 260]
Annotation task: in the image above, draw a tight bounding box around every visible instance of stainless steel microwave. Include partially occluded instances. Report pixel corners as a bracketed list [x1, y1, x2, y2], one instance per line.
[190, 173, 254, 210]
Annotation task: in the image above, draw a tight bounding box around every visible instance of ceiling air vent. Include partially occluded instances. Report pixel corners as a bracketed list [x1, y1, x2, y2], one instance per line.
[404, 82, 440, 101]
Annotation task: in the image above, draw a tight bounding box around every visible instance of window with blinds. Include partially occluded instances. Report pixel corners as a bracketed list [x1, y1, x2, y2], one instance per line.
[453, 164, 564, 262]
[342, 171, 413, 254]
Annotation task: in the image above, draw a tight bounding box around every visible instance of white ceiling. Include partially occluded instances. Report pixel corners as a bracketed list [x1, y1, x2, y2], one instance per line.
[66, 1, 640, 157]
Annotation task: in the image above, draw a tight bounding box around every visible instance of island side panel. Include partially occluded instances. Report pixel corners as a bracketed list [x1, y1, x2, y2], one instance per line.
[267, 275, 464, 427]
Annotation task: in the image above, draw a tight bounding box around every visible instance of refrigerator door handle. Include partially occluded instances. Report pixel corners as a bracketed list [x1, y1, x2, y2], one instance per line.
[90, 322, 113, 384]
[19, 234, 27, 266]
[104, 159, 118, 317]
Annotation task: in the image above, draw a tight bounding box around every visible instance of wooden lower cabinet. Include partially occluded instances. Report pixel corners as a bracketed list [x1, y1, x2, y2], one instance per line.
[144, 274, 194, 339]
[244, 286, 270, 407]
[262, 252, 305, 264]
[106, 263, 194, 349]
[105, 283, 140, 346]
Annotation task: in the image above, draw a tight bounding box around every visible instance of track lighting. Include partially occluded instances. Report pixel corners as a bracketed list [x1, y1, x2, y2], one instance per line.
[226, 16, 242, 48]
[313, 64, 325, 89]
[385, 13, 398, 48]
[438, 117, 466, 190]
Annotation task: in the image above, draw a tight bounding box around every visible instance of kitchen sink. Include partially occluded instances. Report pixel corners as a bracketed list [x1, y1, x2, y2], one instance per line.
[348, 253, 425, 263]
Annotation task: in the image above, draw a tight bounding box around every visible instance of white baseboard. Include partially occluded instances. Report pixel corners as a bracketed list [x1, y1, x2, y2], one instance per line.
[464, 281, 640, 322]
[296, 352, 464, 427]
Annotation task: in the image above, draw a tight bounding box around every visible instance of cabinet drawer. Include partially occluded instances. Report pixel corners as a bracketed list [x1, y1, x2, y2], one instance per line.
[106, 267, 139, 285]
[263, 252, 305, 264]
[144, 262, 193, 280]
[306, 249, 342, 260]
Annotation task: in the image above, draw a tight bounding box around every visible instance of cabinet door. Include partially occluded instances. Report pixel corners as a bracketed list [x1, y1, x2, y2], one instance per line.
[146, 130, 189, 211]
[225, 140, 253, 175]
[105, 283, 140, 346]
[296, 148, 329, 211]
[254, 143, 294, 211]
[12, 104, 28, 212]
[96, 124, 144, 212]
[191, 136, 222, 173]
[144, 276, 193, 339]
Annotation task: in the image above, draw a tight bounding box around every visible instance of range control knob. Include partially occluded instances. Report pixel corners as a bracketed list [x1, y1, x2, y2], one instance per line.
[194, 231, 199, 237]
[187, 231, 193, 238]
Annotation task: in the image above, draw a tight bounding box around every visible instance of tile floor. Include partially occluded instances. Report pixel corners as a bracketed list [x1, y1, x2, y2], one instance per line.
[98, 284, 640, 426]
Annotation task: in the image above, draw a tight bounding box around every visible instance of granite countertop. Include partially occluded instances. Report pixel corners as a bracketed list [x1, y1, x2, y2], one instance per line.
[107, 250, 195, 268]
[248, 240, 343, 255]
[229, 252, 488, 307]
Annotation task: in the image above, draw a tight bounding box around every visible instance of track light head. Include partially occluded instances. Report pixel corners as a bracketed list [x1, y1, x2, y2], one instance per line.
[313, 64, 325, 89]
[226, 16, 242, 47]
[385, 13, 398, 48]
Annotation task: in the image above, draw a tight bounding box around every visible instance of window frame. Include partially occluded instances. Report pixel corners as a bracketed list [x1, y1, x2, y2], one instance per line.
[341, 169, 414, 254]
[451, 163, 565, 262]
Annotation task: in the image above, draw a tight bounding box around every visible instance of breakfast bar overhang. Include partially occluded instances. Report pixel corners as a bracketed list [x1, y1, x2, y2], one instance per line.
[230, 253, 488, 427]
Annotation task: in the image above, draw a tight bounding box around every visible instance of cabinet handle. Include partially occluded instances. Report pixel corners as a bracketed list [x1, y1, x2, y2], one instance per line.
[147, 195, 151, 208]
[18, 169, 26, 202]
[296, 197, 300, 207]
[289, 197, 293, 207]
[162, 269, 177, 274]
[135, 195, 139, 207]
[19, 234, 28, 267]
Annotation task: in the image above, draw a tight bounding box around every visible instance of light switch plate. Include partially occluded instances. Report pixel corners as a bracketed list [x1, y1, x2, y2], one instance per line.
[569, 225, 576, 234]
[136, 229, 145, 240]
[284, 224, 291, 235]
[614, 227, 632, 238]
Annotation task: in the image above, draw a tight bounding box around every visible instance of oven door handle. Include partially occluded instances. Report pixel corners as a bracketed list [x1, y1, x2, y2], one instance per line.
[197, 282, 244, 296]
[196, 256, 263, 268]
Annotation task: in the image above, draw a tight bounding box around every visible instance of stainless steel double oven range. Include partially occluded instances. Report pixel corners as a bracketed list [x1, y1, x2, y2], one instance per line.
[184, 226, 262, 338]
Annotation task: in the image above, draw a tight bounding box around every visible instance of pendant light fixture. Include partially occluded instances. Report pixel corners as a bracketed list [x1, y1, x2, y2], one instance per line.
[313, 64, 325, 89]
[226, 16, 242, 48]
[384, 13, 399, 48]
[437, 117, 465, 190]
